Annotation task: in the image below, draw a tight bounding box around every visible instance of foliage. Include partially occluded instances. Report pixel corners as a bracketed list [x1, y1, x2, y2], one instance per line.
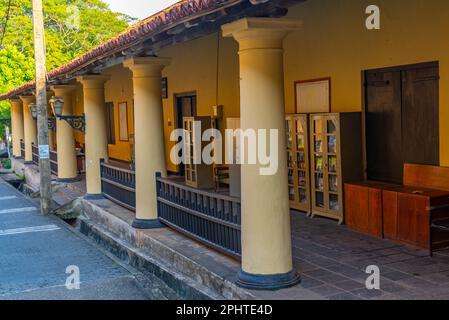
[0, 0, 135, 125]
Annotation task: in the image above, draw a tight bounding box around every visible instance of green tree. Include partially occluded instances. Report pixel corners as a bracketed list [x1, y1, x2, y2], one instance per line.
[0, 0, 135, 128]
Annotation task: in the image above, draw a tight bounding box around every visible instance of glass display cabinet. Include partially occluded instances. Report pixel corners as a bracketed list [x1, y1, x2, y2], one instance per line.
[183, 116, 215, 189]
[286, 114, 311, 214]
[309, 113, 363, 224]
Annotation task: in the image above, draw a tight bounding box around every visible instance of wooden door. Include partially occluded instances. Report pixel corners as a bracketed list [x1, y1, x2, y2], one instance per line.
[401, 65, 439, 166]
[365, 70, 403, 184]
[365, 62, 439, 184]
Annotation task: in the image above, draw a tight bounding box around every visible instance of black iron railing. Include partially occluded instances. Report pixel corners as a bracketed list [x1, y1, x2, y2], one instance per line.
[31, 143, 39, 166]
[156, 174, 242, 258]
[31, 143, 58, 175]
[20, 140, 25, 159]
[100, 159, 136, 211]
[50, 150, 58, 175]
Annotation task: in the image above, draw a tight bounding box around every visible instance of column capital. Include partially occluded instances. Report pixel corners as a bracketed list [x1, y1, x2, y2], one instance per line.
[76, 75, 110, 89]
[123, 57, 171, 77]
[222, 17, 302, 50]
[50, 85, 76, 96]
[9, 98, 23, 104]
[19, 95, 35, 104]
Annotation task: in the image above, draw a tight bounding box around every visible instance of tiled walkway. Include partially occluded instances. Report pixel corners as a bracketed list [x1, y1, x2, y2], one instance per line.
[11, 158, 449, 299]
[288, 212, 449, 300]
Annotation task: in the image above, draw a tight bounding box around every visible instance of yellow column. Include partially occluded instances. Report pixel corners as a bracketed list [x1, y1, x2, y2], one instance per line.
[51, 85, 78, 182]
[10, 99, 24, 158]
[124, 57, 170, 229]
[223, 18, 301, 290]
[77, 75, 110, 197]
[19, 95, 37, 163]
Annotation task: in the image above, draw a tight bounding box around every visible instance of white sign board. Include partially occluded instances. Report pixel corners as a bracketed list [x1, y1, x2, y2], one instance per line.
[39, 145, 50, 159]
[295, 79, 330, 114]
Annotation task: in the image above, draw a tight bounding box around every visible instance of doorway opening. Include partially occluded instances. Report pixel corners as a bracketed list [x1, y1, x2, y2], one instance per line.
[174, 92, 197, 176]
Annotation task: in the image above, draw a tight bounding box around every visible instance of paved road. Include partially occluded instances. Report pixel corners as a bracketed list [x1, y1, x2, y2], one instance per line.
[0, 176, 177, 300]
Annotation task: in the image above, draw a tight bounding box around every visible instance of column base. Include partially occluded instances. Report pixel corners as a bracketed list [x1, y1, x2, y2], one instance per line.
[236, 269, 301, 291]
[24, 161, 34, 165]
[56, 176, 81, 183]
[83, 194, 104, 200]
[132, 218, 165, 230]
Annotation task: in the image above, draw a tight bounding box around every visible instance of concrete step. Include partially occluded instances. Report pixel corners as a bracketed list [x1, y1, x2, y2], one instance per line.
[78, 198, 254, 300]
[79, 216, 224, 300]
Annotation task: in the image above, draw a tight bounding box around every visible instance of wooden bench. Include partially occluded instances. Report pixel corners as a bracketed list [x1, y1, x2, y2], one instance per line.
[345, 164, 449, 255]
[404, 164, 449, 255]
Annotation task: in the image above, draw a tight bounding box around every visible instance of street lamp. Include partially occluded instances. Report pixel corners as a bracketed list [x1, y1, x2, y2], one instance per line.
[29, 103, 37, 120]
[29, 102, 56, 131]
[50, 96, 86, 133]
[50, 96, 64, 117]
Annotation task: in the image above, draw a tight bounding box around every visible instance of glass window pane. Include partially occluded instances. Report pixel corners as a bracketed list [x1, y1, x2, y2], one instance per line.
[329, 194, 339, 211]
[329, 174, 338, 192]
[287, 152, 294, 168]
[298, 170, 306, 187]
[288, 169, 294, 185]
[315, 192, 324, 208]
[314, 136, 323, 153]
[297, 135, 305, 150]
[327, 119, 337, 134]
[315, 172, 324, 190]
[299, 189, 307, 203]
[315, 155, 323, 171]
[286, 119, 292, 133]
[328, 155, 337, 173]
[297, 152, 306, 169]
[287, 135, 293, 149]
[289, 187, 295, 201]
[328, 135, 337, 153]
[295, 119, 304, 134]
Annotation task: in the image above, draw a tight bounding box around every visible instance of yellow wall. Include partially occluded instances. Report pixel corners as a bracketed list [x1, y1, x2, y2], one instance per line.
[283, 0, 449, 165]
[158, 32, 240, 172]
[67, 0, 449, 170]
[103, 64, 135, 162]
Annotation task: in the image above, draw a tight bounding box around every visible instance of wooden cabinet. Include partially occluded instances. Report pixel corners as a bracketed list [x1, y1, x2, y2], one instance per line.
[345, 182, 389, 238]
[310, 113, 363, 223]
[286, 114, 310, 213]
[383, 186, 449, 249]
[183, 116, 214, 189]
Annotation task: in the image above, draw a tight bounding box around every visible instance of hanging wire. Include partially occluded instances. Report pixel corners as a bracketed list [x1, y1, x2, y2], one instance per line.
[0, 0, 13, 48]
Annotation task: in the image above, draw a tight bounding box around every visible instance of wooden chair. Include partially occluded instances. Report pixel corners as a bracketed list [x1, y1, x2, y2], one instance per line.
[430, 205, 449, 256]
[213, 165, 230, 193]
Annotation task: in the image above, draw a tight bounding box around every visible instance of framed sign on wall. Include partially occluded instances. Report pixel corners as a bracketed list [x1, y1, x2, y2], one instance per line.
[118, 102, 129, 141]
[295, 78, 331, 113]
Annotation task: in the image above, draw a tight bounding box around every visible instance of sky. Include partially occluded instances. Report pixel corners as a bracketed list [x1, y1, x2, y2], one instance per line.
[102, 0, 180, 21]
